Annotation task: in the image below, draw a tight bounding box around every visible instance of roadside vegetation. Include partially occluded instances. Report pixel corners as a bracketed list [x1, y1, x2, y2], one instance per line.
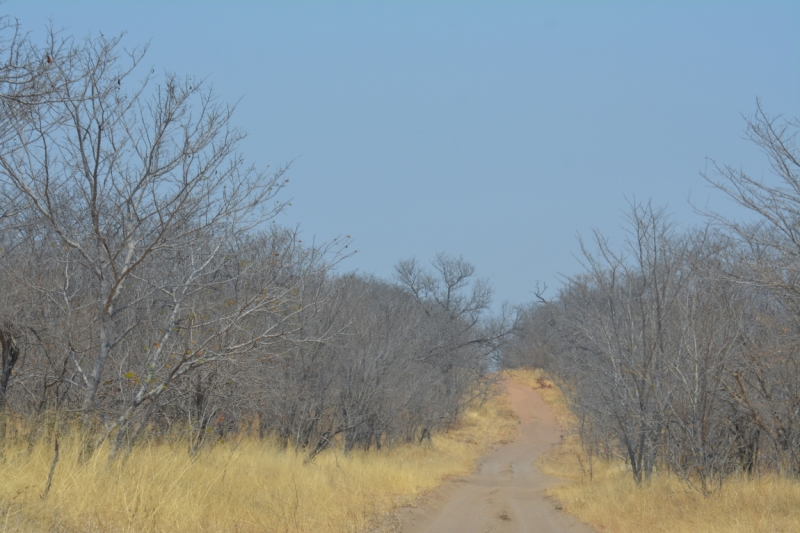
[509, 363, 800, 532]
[0, 15, 518, 533]
[500, 101, 800, 531]
[0, 388, 516, 533]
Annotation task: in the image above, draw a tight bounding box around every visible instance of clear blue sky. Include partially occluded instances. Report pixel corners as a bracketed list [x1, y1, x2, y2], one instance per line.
[10, 2, 800, 309]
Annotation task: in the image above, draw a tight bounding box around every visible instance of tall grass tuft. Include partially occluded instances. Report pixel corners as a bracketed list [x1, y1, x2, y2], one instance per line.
[0, 390, 516, 533]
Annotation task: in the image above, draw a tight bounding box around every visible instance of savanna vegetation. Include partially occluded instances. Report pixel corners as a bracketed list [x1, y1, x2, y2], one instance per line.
[0, 388, 516, 532]
[0, 17, 517, 533]
[507, 368, 800, 533]
[4, 9, 800, 533]
[502, 105, 800, 531]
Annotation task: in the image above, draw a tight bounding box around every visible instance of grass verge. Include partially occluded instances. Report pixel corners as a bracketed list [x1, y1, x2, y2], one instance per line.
[506, 367, 800, 533]
[0, 389, 516, 533]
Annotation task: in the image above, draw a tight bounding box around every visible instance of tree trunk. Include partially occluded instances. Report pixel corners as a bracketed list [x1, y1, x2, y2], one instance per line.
[0, 326, 20, 447]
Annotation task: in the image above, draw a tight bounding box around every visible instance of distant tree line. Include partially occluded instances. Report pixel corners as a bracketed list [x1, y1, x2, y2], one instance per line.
[502, 104, 800, 494]
[0, 19, 512, 460]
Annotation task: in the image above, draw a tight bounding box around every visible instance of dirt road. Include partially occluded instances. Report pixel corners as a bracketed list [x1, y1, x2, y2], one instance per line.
[392, 380, 595, 533]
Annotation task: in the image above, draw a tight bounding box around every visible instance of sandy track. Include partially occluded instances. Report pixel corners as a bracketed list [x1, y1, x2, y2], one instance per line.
[390, 379, 595, 533]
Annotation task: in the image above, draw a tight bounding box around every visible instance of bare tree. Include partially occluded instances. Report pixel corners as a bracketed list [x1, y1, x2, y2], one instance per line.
[395, 254, 513, 420]
[0, 28, 348, 457]
[704, 101, 800, 314]
[0, 18, 516, 467]
[553, 203, 710, 484]
[704, 104, 800, 475]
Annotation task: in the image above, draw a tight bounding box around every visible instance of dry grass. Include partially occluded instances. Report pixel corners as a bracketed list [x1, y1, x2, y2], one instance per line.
[507, 367, 800, 533]
[0, 391, 517, 533]
[551, 471, 800, 533]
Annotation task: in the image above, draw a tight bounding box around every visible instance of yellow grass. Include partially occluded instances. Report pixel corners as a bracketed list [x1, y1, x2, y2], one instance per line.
[0, 392, 517, 533]
[507, 367, 800, 533]
[551, 471, 800, 533]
